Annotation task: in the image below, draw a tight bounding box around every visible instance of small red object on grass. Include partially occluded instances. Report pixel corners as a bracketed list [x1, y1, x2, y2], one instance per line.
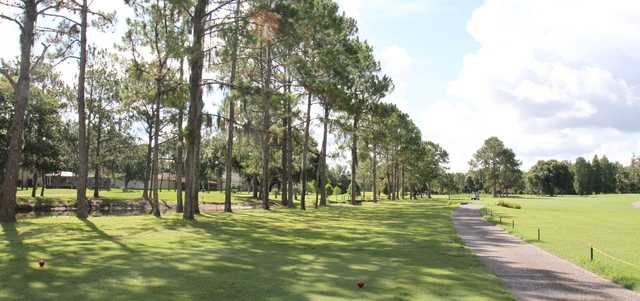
[37, 258, 46, 268]
[356, 280, 365, 288]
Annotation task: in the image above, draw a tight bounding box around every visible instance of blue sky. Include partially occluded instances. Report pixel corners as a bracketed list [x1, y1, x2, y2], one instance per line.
[3, 0, 640, 172]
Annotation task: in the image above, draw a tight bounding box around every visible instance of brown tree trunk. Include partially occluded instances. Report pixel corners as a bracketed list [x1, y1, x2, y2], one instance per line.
[184, 0, 206, 220]
[93, 114, 102, 199]
[285, 83, 294, 208]
[318, 104, 329, 207]
[40, 172, 45, 197]
[31, 171, 37, 198]
[300, 94, 312, 210]
[143, 122, 153, 201]
[260, 43, 272, 210]
[75, 0, 90, 219]
[175, 108, 184, 213]
[350, 114, 359, 205]
[0, 1, 37, 223]
[372, 145, 378, 203]
[281, 119, 288, 207]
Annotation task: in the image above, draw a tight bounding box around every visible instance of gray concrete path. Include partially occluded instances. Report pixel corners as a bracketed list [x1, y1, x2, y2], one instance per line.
[453, 204, 640, 301]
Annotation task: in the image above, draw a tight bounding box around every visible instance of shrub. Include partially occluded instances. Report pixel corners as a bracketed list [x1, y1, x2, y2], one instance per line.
[325, 183, 333, 196]
[496, 201, 522, 209]
[334, 186, 342, 196]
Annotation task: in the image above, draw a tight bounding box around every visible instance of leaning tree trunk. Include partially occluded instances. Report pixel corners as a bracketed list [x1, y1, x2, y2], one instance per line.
[318, 104, 329, 207]
[300, 94, 312, 210]
[75, 0, 90, 219]
[183, 0, 206, 220]
[350, 114, 359, 205]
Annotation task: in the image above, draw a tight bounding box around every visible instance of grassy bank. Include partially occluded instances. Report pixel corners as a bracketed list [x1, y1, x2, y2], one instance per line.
[478, 194, 640, 291]
[0, 198, 513, 300]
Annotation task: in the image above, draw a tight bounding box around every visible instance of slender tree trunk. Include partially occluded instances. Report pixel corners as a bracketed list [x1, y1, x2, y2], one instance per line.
[75, 0, 90, 219]
[223, 0, 241, 213]
[260, 43, 272, 210]
[184, 0, 206, 220]
[372, 145, 378, 203]
[93, 115, 102, 199]
[40, 172, 45, 197]
[300, 94, 312, 210]
[143, 124, 153, 201]
[150, 79, 163, 217]
[0, 0, 37, 223]
[252, 176, 258, 199]
[281, 120, 288, 207]
[318, 104, 329, 207]
[175, 108, 184, 213]
[31, 171, 37, 198]
[285, 83, 294, 208]
[350, 114, 359, 205]
[401, 164, 405, 199]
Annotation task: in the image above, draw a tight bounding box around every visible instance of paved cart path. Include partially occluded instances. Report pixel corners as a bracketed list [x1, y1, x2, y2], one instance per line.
[453, 204, 640, 301]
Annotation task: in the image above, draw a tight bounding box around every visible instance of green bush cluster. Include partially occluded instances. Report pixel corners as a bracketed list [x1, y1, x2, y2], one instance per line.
[496, 201, 522, 209]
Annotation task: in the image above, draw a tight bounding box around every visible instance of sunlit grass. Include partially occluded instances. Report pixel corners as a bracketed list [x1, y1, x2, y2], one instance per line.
[476, 193, 640, 291]
[0, 198, 514, 300]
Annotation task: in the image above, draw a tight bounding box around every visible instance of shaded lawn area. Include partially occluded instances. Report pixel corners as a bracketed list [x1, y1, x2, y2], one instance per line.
[478, 194, 640, 291]
[0, 199, 513, 301]
[16, 189, 260, 206]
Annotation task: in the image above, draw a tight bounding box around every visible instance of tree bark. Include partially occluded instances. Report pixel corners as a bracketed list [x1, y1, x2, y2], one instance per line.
[143, 121, 153, 201]
[175, 108, 184, 213]
[223, 0, 241, 213]
[260, 43, 272, 210]
[372, 145, 378, 203]
[93, 114, 102, 199]
[31, 171, 37, 198]
[75, 0, 90, 219]
[183, 0, 206, 220]
[300, 94, 312, 210]
[40, 172, 45, 197]
[318, 104, 329, 207]
[285, 82, 294, 208]
[350, 114, 359, 205]
[0, 0, 37, 223]
[281, 119, 288, 207]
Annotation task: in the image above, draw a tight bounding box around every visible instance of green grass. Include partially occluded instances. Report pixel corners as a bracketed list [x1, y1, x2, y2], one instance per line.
[476, 194, 640, 291]
[16, 188, 261, 206]
[0, 198, 514, 301]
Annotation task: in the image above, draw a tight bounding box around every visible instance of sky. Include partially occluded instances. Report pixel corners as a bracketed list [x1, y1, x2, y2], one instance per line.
[3, 0, 640, 172]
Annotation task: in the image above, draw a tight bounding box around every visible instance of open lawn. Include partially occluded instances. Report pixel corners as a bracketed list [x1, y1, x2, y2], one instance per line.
[477, 194, 640, 291]
[0, 198, 514, 301]
[17, 188, 380, 206]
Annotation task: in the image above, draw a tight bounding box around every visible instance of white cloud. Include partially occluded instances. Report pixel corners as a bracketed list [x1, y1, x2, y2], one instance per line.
[379, 45, 414, 111]
[430, 0, 640, 171]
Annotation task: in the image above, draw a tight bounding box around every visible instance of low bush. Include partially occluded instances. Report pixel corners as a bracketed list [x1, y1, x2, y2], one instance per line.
[496, 201, 522, 209]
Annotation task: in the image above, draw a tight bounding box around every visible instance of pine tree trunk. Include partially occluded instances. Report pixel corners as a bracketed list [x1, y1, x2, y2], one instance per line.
[183, 0, 206, 220]
[286, 85, 294, 208]
[175, 108, 184, 213]
[318, 104, 329, 207]
[260, 43, 272, 210]
[75, 0, 90, 219]
[372, 145, 378, 203]
[31, 171, 37, 198]
[300, 94, 312, 210]
[40, 172, 45, 197]
[351, 114, 359, 205]
[0, 0, 38, 223]
[223, 0, 241, 213]
[93, 114, 102, 199]
[143, 123, 153, 201]
[281, 119, 288, 207]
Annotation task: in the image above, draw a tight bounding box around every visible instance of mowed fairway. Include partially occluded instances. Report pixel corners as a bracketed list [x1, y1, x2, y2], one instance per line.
[0, 199, 513, 301]
[479, 194, 640, 291]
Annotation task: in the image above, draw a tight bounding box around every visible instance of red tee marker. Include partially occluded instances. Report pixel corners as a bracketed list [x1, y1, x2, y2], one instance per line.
[37, 258, 46, 268]
[356, 280, 365, 288]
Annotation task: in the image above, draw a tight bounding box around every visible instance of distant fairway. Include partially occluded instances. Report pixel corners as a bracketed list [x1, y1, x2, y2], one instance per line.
[477, 194, 640, 291]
